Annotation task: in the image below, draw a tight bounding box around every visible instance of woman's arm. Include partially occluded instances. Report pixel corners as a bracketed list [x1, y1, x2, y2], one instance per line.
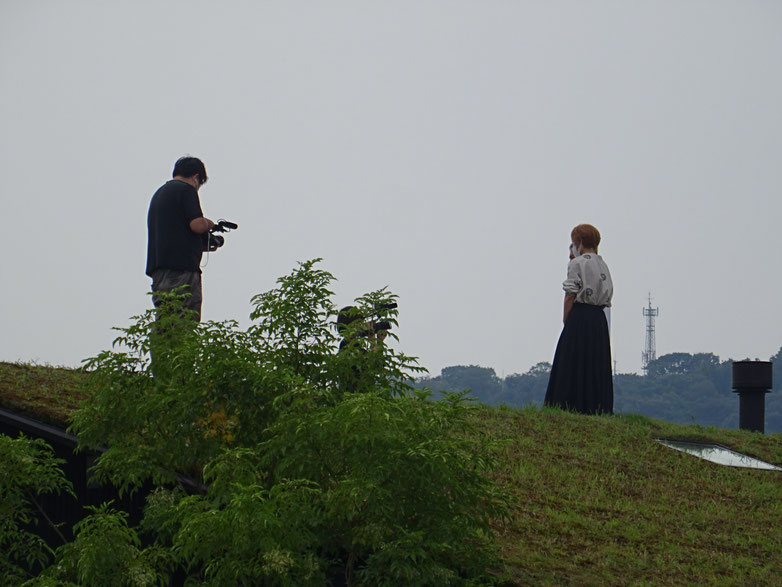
[562, 257, 582, 323]
[563, 294, 576, 324]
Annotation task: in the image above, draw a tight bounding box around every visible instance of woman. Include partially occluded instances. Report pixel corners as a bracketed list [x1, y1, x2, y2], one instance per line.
[544, 224, 614, 415]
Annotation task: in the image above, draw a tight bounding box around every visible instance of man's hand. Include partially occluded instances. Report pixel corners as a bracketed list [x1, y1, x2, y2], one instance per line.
[189, 217, 215, 234]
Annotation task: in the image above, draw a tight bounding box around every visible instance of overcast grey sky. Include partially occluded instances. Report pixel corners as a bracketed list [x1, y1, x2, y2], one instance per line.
[2, 1, 780, 377]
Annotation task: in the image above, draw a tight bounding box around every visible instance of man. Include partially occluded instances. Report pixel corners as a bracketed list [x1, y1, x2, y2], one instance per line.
[146, 156, 215, 321]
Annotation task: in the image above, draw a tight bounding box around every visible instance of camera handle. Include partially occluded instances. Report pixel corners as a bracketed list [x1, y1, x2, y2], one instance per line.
[211, 219, 238, 233]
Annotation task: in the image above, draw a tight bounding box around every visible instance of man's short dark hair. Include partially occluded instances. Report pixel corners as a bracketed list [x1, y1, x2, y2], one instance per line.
[172, 156, 208, 185]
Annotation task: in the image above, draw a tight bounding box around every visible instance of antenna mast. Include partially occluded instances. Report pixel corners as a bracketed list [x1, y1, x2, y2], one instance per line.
[642, 293, 659, 375]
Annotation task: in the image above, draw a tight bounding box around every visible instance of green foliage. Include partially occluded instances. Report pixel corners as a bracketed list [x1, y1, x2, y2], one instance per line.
[31, 503, 165, 586]
[143, 476, 324, 585]
[440, 366, 502, 396]
[645, 352, 721, 377]
[0, 434, 73, 582]
[73, 297, 266, 491]
[418, 363, 550, 408]
[74, 280, 306, 491]
[261, 389, 509, 584]
[56, 259, 506, 585]
[249, 258, 338, 385]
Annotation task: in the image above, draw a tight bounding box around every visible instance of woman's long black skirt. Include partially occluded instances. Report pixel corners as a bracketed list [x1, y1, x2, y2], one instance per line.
[544, 303, 613, 415]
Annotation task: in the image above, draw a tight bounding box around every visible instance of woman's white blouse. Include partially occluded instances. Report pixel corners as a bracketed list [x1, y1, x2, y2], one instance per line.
[563, 254, 613, 307]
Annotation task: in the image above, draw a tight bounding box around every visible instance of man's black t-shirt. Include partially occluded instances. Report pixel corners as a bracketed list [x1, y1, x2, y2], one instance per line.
[146, 180, 204, 276]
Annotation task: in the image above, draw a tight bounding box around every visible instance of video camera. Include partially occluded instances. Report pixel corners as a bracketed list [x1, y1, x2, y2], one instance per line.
[337, 302, 398, 342]
[367, 302, 398, 333]
[202, 219, 238, 252]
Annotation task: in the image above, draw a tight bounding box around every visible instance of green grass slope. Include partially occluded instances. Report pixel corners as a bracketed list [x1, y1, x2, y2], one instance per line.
[0, 361, 86, 427]
[1, 362, 781, 585]
[480, 406, 782, 585]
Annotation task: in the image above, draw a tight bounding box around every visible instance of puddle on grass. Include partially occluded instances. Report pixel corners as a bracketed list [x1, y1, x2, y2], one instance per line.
[656, 439, 782, 472]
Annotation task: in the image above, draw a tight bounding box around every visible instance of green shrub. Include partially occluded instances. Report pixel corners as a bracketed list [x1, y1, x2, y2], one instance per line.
[0, 434, 73, 582]
[31, 503, 165, 587]
[261, 388, 509, 584]
[54, 259, 509, 585]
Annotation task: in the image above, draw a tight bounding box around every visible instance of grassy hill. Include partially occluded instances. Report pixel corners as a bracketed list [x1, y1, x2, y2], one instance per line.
[0, 361, 87, 427]
[477, 407, 781, 584]
[2, 361, 781, 585]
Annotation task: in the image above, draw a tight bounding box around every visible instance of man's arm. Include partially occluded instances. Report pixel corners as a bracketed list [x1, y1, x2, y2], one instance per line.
[189, 217, 215, 234]
[563, 294, 576, 324]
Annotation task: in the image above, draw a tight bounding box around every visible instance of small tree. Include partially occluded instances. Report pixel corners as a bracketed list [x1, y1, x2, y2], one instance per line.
[57, 259, 508, 585]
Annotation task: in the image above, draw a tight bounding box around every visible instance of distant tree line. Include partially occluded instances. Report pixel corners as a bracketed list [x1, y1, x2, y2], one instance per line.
[414, 348, 782, 434]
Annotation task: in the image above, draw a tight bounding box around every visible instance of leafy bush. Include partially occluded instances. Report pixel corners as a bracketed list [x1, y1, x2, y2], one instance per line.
[258, 388, 507, 584]
[31, 503, 165, 587]
[0, 434, 73, 582]
[57, 259, 509, 585]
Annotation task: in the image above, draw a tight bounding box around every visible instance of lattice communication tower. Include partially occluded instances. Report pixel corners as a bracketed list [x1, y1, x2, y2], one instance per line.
[642, 293, 659, 375]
